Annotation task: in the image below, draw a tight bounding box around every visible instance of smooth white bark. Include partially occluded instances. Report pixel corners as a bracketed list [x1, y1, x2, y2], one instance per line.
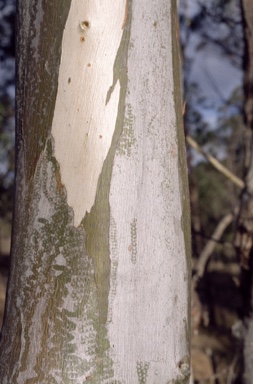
[52, 1, 126, 226]
[107, 1, 189, 382]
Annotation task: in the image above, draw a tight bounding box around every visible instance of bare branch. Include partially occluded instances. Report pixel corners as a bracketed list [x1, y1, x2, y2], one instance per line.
[186, 135, 245, 189]
[193, 208, 238, 285]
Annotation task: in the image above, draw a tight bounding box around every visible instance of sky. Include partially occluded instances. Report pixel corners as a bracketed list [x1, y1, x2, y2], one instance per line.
[180, 0, 243, 128]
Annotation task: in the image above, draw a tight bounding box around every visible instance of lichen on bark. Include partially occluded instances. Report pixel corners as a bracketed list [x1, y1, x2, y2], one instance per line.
[1, 138, 116, 383]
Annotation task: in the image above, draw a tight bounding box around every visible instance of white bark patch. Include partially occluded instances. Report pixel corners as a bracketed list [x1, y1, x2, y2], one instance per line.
[107, 1, 189, 383]
[51, 0, 126, 226]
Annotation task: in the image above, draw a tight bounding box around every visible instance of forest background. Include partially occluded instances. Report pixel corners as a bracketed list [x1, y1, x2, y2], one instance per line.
[0, 0, 251, 382]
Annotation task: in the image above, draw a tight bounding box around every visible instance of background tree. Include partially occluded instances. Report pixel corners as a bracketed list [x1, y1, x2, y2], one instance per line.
[180, 0, 246, 382]
[0, 1, 191, 383]
[236, 1, 253, 382]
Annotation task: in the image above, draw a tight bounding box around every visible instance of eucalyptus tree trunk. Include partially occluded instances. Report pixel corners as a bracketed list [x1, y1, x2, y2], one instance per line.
[0, 1, 191, 383]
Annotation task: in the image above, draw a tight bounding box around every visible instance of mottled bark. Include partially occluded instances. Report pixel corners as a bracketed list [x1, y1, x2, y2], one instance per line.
[0, 1, 190, 383]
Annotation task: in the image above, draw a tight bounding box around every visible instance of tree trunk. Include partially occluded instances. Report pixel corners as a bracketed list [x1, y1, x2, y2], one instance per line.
[0, 1, 191, 383]
[237, 1, 253, 383]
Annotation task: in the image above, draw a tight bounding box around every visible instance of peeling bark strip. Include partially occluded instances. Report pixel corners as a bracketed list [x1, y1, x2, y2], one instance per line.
[51, 1, 126, 226]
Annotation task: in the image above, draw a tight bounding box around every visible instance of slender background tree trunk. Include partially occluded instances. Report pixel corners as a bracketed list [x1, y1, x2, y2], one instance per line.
[237, 2, 253, 383]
